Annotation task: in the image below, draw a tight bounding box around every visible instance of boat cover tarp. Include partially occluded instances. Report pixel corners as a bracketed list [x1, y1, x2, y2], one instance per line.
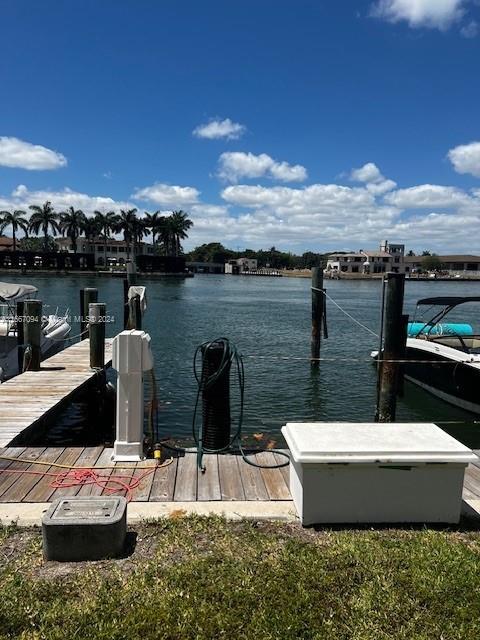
[0, 282, 38, 302]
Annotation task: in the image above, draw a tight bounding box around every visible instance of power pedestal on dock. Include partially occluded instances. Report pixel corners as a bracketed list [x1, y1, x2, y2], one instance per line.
[42, 497, 127, 562]
[112, 330, 154, 461]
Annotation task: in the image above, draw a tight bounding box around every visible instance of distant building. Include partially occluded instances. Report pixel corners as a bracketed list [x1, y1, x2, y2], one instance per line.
[55, 236, 156, 266]
[326, 240, 405, 275]
[404, 255, 480, 275]
[225, 257, 258, 274]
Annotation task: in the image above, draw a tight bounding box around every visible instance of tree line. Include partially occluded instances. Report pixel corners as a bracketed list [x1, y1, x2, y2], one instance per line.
[186, 243, 329, 269]
[0, 202, 193, 259]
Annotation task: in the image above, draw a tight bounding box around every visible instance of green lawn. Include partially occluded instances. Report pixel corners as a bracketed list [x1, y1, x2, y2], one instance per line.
[1, 516, 480, 639]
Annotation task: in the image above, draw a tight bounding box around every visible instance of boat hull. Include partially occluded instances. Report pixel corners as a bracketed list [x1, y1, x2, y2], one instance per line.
[404, 341, 480, 415]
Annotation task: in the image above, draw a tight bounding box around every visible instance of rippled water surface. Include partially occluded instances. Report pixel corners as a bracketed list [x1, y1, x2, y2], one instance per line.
[6, 273, 480, 447]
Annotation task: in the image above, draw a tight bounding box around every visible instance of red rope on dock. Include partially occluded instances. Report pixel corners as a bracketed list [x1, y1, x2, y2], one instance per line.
[0, 466, 158, 502]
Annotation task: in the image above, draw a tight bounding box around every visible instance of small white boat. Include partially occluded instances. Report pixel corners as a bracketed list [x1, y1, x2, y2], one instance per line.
[0, 282, 71, 381]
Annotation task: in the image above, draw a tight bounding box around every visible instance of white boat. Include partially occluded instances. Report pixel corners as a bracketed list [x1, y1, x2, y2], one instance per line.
[372, 296, 480, 414]
[0, 282, 71, 381]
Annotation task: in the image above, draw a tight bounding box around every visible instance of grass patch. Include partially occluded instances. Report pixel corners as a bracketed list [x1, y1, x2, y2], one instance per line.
[1, 518, 480, 639]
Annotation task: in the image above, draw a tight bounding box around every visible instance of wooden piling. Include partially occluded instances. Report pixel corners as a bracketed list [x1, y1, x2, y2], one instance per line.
[16, 300, 25, 374]
[397, 313, 409, 398]
[123, 279, 129, 329]
[376, 272, 406, 422]
[311, 267, 324, 366]
[88, 303, 106, 369]
[126, 260, 137, 286]
[80, 288, 98, 340]
[127, 294, 142, 330]
[23, 299, 42, 371]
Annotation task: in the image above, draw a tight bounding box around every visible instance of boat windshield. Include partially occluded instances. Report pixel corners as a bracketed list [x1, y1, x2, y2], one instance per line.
[412, 296, 480, 338]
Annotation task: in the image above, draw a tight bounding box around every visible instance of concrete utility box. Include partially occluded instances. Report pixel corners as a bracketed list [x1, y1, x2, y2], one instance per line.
[281, 422, 476, 525]
[42, 497, 127, 561]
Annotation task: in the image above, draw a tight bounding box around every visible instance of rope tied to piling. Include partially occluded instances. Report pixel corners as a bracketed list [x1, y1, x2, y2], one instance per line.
[311, 287, 379, 338]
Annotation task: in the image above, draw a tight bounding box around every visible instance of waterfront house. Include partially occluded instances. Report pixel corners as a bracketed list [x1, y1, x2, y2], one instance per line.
[326, 240, 405, 275]
[225, 257, 258, 274]
[404, 254, 480, 276]
[55, 236, 156, 266]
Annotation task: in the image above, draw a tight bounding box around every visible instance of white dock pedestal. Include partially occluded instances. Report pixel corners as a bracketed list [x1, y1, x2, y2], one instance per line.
[281, 422, 476, 525]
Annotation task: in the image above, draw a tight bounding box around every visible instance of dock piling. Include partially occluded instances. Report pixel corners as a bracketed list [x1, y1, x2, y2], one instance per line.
[311, 267, 324, 366]
[127, 294, 142, 330]
[23, 299, 42, 371]
[80, 288, 98, 340]
[16, 300, 25, 374]
[375, 272, 406, 422]
[88, 303, 106, 369]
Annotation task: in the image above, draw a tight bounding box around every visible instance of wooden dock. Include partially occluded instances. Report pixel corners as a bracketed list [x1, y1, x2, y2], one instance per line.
[0, 448, 291, 503]
[0, 339, 112, 448]
[0, 446, 480, 507]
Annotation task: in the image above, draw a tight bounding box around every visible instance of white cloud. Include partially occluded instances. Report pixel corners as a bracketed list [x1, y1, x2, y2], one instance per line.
[193, 118, 246, 140]
[370, 0, 466, 30]
[0, 136, 67, 170]
[1, 184, 134, 215]
[350, 161, 397, 194]
[218, 151, 308, 183]
[448, 141, 480, 177]
[132, 183, 200, 206]
[384, 184, 471, 208]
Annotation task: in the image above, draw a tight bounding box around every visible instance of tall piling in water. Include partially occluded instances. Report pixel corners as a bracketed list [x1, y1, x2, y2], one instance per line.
[89, 302, 106, 369]
[16, 300, 25, 374]
[376, 272, 406, 422]
[311, 267, 324, 366]
[127, 294, 142, 330]
[23, 299, 42, 371]
[80, 288, 98, 340]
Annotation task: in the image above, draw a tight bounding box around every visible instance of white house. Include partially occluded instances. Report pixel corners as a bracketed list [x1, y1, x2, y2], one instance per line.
[55, 236, 156, 266]
[326, 241, 405, 275]
[225, 257, 258, 274]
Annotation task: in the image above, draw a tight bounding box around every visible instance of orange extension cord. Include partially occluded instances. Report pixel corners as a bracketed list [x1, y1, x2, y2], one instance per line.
[0, 456, 173, 502]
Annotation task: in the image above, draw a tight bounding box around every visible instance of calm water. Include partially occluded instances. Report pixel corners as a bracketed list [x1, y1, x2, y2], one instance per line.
[5, 273, 480, 447]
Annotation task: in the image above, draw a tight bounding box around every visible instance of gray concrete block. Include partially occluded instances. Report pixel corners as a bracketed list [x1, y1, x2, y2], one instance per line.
[42, 497, 127, 562]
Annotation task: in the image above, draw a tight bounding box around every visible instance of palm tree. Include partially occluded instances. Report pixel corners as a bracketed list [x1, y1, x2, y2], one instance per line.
[0, 209, 29, 252]
[143, 211, 163, 246]
[169, 210, 193, 257]
[28, 201, 60, 252]
[117, 208, 138, 259]
[94, 210, 119, 257]
[157, 216, 173, 256]
[59, 206, 87, 253]
[82, 216, 100, 244]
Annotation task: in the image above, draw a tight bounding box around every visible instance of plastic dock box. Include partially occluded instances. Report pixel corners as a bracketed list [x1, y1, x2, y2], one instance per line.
[281, 422, 476, 525]
[42, 497, 127, 561]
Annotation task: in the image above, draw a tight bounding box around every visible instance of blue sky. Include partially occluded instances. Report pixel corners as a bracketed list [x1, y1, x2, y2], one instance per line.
[1, 0, 480, 253]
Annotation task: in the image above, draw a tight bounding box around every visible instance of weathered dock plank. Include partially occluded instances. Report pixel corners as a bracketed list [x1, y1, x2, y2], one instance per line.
[23, 447, 84, 502]
[197, 454, 221, 501]
[1, 447, 65, 503]
[256, 452, 291, 500]
[238, 453, 269, 501]
[174, 454, 198, 501]
[149, 456, 178, 501]
[0, 339, 112, 447]
[218, 453, 245, 500]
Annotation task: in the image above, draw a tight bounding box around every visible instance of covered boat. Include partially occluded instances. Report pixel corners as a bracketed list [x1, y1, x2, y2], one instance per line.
[0, 281, 71, 381]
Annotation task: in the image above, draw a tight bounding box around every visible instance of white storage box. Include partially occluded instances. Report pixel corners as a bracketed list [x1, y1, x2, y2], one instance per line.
[281, 422, 476, 525]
